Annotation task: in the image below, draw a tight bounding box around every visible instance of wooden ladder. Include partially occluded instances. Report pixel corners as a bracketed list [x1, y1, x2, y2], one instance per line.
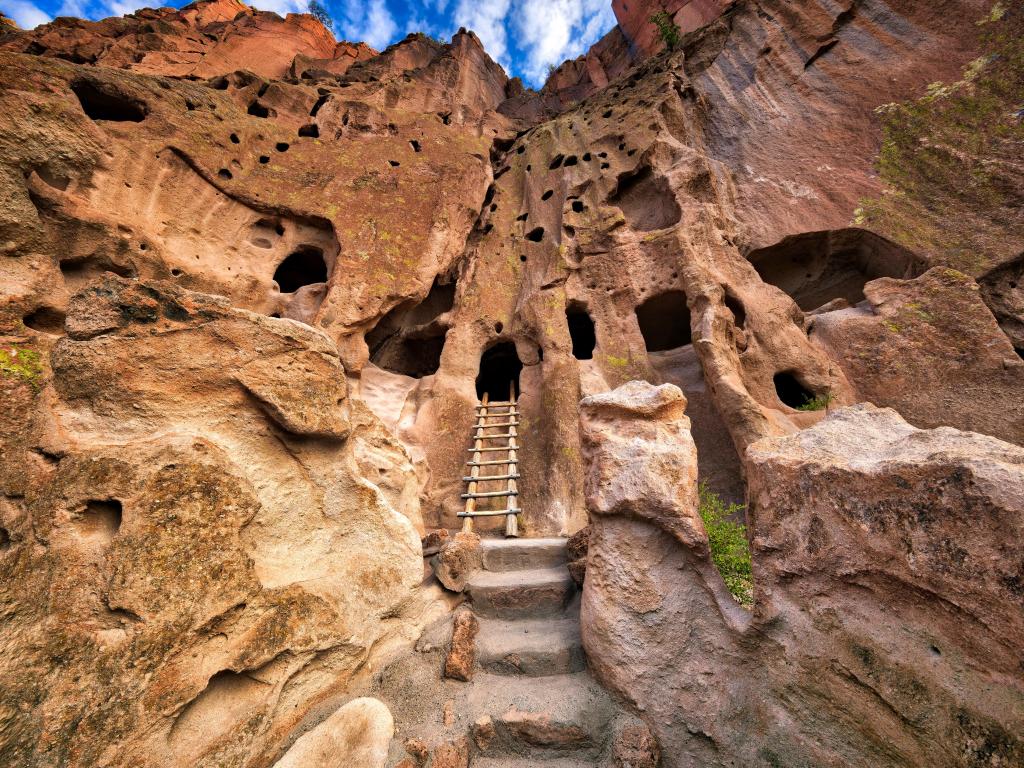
[459, 382, 520, 537]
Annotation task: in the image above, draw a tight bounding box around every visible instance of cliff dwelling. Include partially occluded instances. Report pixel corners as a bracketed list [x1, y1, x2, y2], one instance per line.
[0, 1, 1021, 767]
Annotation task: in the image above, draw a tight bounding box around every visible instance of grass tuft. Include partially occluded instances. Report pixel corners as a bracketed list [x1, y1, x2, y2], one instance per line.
[698, 482, 753, 608]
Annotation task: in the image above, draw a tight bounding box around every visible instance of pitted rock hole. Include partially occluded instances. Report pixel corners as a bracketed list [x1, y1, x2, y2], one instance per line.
[567, 302, 596, 360]
[273, 246, 328, 293]
[23, 306, 66, 334]
[366, 276, 455, 378]
[636, 290, 691, 351]
[747, 228, 920, 312]
[71, 80, 147, 122]
[476, 341, 522, 400]
[75, 500, 122, 543]
[609, 165, 681, 231]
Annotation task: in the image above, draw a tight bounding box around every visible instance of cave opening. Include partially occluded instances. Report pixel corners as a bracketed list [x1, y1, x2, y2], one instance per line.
[366, 276, 455, 378]
[71, 80, 147, 122]
[273, 247, 328, 293]
[566, 302, 596, 360]
[608, 165, 681, 232]
[636, 290, 691, 351]
[23, 306, 66, 335]
[748, 228, 920, 311]
[773, 371, 816, 409]
[476, 342, 522, 401]
[724, 291, 746, 329]
[77, 499, 122, 542]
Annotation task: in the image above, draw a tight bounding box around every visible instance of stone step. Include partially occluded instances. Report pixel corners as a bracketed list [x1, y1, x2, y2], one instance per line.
[468, 672, 615, 758]
[480, 537, 568, 572]
[470, 756, 598, 768]
[477, 617, 585, 677]
[467, 567, 576, 619]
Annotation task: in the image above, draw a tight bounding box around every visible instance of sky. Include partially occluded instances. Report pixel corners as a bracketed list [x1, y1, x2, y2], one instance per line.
[1, 0, 617, 86]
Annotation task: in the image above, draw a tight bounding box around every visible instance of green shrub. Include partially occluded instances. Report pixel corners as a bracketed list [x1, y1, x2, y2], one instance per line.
[307, 0, 333, 29]
[650, 11, 682, 51]
[796, 392, 833, 412]
[698, 482, 753, 607]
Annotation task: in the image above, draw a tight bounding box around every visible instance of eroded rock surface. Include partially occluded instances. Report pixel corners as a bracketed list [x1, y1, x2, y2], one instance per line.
[581, 386, 1024, 767]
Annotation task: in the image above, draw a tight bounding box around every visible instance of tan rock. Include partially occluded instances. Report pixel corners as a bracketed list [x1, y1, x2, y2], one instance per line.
[472, 715, 495, 752]
[421, 528, 450, 557]
[432, 532, 482, 592]
[430, 737, 469, 768]
[612, 722, 661, 768]
[443, 607, 479, 682]
[272, 697, 393, 768]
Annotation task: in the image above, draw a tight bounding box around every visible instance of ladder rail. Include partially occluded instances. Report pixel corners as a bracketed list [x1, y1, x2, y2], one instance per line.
[461, 382, 520, 537]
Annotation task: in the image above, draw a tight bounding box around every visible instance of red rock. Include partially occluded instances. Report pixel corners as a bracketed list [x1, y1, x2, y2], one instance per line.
[430, 736, 469, 768]
[443, 607, 479, 681]
[432, 532, 482, 592]
[612, 722, 661, 768]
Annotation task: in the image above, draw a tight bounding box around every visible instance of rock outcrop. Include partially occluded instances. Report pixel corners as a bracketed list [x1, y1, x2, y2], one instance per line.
[580, 385, 1024, 767]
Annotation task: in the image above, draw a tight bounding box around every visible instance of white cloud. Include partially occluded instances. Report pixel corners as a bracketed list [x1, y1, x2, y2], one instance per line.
[453, 0, 511, 63]
[248, 0, 307, 16]
[338, 0, 398, 48]
[3, 0, 52, 28]
[512, 0, 614, 85]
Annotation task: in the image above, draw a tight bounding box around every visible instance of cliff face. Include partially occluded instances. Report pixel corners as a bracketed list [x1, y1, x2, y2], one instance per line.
[0, 0, 1022, 765]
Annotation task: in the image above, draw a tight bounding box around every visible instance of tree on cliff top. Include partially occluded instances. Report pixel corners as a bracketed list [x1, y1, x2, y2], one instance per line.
[307, 0, 333, 30]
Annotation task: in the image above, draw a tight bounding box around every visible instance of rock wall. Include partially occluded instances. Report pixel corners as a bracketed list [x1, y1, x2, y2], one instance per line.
[580, 384, 1024, 767]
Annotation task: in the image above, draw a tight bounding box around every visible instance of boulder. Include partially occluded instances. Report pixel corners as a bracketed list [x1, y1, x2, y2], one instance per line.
[432, 532, 482, 592]
[273, 698, 393, 768]
[443, 607, 479, 682]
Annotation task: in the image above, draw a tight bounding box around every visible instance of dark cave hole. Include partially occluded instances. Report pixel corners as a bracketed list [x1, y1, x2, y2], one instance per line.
[71, 80, 147, 122]
[747, 228, 920, 312]
[549, 154, 564, 170]
[564, 155, 578, 167]
[366, 276, 455, 378]
[724, 291, 746, 328]
[517, 145, 525, 154]
[567, 302, 596, 360]
[541, 189, 554, 201]
[310, 94, 329, 116]
[476, 341, 523, 401]
[519, 255, 527, 262]
[773, 371, 816, 409]
[218, 168, 232, 179]
[389, 160, 400, 167]
[525, 227, 544, 242]
[495, 322, 504, 334]
[230, 133, 240, 144]
[210, 76, 230, 90]
[259, 155, 270, 164]
[583, 152, 592, 161]
[603, 109, 613, 118]
[636, 290, 692, 352]
[273, 246, 328, 293]
[298, 124, 319, 138]
[0, 526, 10, 550]
[275, 142, 289, 152]
[410, 139, 421, 152]
[516, 213, 528, 221]
[571, 200, 585, 213]
[248, 100, 270, 118]
[23, 306, 66, 335]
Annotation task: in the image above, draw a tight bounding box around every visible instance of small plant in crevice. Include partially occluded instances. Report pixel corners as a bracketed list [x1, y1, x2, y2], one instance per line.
[796, 392, 834, 412]
[307, 0, 333, 29]
[698, 482, 753, 608]
[0, 346, 44, 391]
[650, 10, 682, 51]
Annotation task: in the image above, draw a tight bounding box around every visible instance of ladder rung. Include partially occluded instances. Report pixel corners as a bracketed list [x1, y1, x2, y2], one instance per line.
[462, 490, 518, 499]
[463, 473, 519, 482]
[458, 508, 521, 517]
[469, 447, 519, 453]
[476, 401, 514, 407]
[475, 421, 518, 428]
[466, 459, 518, 466]
[477, 432, 516, 439]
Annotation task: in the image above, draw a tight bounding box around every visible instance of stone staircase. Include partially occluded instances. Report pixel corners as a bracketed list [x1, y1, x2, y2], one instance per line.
[372, 537, 643, 767]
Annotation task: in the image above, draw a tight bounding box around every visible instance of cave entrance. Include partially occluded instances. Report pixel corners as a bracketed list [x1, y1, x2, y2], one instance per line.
[773, 371, 816, 409]
[71, 80, 148, 122]
[566, 303, 596, 360]
[636, 290, 692, 351]
[476, 342, 522, 401]
[365, 276, 455, 378]
[747, 228, 921, 311]
[273, 246, 328, 293]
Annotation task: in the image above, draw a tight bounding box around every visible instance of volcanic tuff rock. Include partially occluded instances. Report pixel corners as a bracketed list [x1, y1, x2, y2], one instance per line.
[0, 0, 1022, 765]
[581, 387, 1024, 766]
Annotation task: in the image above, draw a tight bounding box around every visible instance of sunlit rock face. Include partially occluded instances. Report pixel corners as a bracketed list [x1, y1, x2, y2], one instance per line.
[0, 0, 1021, 764]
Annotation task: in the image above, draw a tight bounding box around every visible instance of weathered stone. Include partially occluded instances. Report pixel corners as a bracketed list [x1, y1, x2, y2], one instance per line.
[443, 607, 479, 682]
[566, 526, 590, 586]
[432, 532, 482, 592]
[272, 698, 393, 768]
[403, 737, 429, 764]
[497, 709, 591, 749]
[421, 528, 451, 557]
[430, 736, 469, 768]
[472, 715, 495, 752]
[612, 722, 661, 768]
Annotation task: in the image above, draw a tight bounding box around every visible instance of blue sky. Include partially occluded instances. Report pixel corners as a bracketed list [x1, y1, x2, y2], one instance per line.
[1, 0, 616, 86]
